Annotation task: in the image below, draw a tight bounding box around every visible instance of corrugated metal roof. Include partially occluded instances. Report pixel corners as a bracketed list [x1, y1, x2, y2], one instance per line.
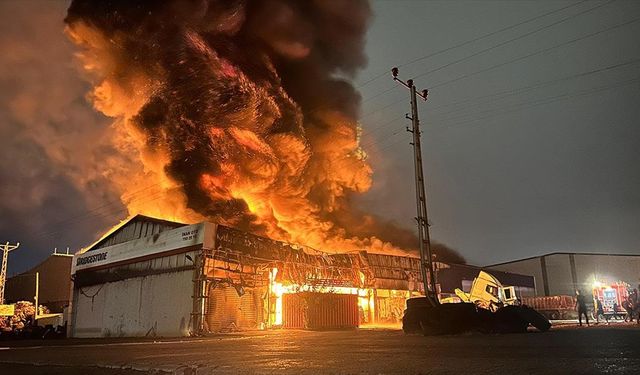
[486, 251, 640, 267]
[83, 214, 187, 253]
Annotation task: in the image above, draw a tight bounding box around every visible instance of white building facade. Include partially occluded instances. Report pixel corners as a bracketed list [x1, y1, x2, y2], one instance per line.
[69, 216, 213, 337]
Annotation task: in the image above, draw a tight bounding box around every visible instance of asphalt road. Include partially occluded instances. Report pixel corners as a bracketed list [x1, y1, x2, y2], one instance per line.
[1, 324, 639, 374]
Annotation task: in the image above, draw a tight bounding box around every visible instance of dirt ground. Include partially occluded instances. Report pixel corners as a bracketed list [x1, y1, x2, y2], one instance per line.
[0, 323, 639, 374]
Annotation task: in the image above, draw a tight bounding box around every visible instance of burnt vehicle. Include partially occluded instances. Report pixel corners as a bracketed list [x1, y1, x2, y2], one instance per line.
[403, 271, 550, 335]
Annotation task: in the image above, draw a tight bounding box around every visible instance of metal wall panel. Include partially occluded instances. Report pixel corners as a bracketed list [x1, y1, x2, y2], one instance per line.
[490, 254, 640, 297]
[92, 216, 185, 250]
[5, 254, 72, 312]
[282, 293, 359, 329]
[489, 257, 545, 296]
[72, 269, 193, 338]
[544, 254, 573, 296]
[206, 285, 262, 332]
[573, 254, 640, 292]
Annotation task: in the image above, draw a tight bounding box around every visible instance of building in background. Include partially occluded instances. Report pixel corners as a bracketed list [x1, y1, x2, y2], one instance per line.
[5, 251, 73, 312]
[487, 252, 640, 297]
[436, 262, 535, 298]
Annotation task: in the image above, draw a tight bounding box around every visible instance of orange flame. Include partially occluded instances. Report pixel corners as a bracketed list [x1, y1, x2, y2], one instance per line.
[64, 2, 412, 257]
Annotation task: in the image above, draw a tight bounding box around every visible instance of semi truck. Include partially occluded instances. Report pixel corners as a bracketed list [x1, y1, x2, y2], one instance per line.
[453, 271, 518, 311]
[403, 271, 550, 335]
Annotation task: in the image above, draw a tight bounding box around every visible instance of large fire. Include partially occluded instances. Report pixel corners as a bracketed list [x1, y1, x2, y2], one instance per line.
[266, 267, 416, 328]
[64, 0, 414, 256]
[268, 267, 375, 326]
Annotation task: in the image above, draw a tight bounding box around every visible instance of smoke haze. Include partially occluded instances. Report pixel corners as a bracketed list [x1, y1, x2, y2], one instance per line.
[63, 0, 463, 261]
[0, 1, 464, 273]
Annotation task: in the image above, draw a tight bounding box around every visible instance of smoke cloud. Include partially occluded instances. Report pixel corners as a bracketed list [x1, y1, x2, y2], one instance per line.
[0, 1, 135, 272]
[63, 0, 465, 261]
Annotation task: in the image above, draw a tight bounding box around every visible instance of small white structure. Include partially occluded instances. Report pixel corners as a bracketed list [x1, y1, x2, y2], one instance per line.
[69, 215, 215, 338]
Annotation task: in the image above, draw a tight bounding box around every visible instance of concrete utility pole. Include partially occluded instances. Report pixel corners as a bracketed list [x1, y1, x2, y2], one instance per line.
[391, 68, 438, 305]
[0, 241, 20, 304]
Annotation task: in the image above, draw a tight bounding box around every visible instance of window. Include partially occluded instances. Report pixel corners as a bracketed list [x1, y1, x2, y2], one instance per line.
[504, 288, 512, 299]
[485, 285, 498, 297]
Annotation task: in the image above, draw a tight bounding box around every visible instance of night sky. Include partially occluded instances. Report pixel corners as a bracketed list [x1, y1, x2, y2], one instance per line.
[1, 0, 639, 274]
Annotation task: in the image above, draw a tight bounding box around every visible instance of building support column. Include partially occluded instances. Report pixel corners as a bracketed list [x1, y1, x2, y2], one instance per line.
[540, 256, 550, 296]
[569, 254, 578, 292]
[191, 249, 206, 335]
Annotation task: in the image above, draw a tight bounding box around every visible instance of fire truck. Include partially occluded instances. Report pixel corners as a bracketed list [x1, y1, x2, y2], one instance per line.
[592, 281, 629, 319]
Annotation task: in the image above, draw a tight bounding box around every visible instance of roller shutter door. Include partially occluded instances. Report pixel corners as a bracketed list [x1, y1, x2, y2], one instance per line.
[206, 285, 262, 332]
[282, 292, 359, 329]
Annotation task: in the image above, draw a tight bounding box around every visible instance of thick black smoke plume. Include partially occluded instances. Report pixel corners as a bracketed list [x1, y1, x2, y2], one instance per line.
[65, 0, 465, 262]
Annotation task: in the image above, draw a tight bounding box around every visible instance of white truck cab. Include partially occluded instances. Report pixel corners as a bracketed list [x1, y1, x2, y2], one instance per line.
[453, 271, 519, 311]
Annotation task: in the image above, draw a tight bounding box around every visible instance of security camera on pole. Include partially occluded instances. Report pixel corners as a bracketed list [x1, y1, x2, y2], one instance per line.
[391, 68, 438, 306]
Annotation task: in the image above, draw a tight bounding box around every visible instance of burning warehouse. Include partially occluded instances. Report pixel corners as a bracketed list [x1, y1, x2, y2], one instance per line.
[69, 215, 426, 338]
[61, 1, 434, 335]
[62, 0, 447, 338]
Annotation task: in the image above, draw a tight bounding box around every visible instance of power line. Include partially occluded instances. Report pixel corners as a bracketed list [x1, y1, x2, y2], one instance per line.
[428, 58, 640, 114]
[361, 84, 399, 105]
[24, 14, 640, 248]
[29, 183, 161, 239]
[362, 96, 406, 119]
[413, 0, 615, 80]
[359, 122, 405, 150]
[361, 57, 640, 141]
[431, 75, 640, 132]
[428, 58, 640, 120]
[358, 0, 601, 103]
[430, 15, 640, 90]
[30, 188, 170, 241]
[363, 72, 640, 153]
[355, 0, 589, 89]
[360, 2, 628, 116]
[361, 14, 640, 126]
[360, 114, 404, 136]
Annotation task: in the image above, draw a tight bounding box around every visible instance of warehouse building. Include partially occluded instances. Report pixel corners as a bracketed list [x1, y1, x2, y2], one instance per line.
[69, 215, 432, 337]
[69, 215, 538, 338]
[487, 252, 640, 297]
[5, 251, 73, 312]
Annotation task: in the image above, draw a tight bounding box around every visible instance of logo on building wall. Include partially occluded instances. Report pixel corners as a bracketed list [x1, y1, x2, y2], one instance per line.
[76, 252, 108, 266]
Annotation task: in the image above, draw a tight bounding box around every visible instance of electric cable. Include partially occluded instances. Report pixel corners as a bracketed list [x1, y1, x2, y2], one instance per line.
[430, 15, 640, 90]
[413, 0, 615, 80]
[356, 0, 589, 89]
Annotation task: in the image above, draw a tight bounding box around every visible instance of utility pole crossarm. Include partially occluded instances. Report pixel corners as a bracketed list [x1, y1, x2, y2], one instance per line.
[390, 67, 438, 306]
